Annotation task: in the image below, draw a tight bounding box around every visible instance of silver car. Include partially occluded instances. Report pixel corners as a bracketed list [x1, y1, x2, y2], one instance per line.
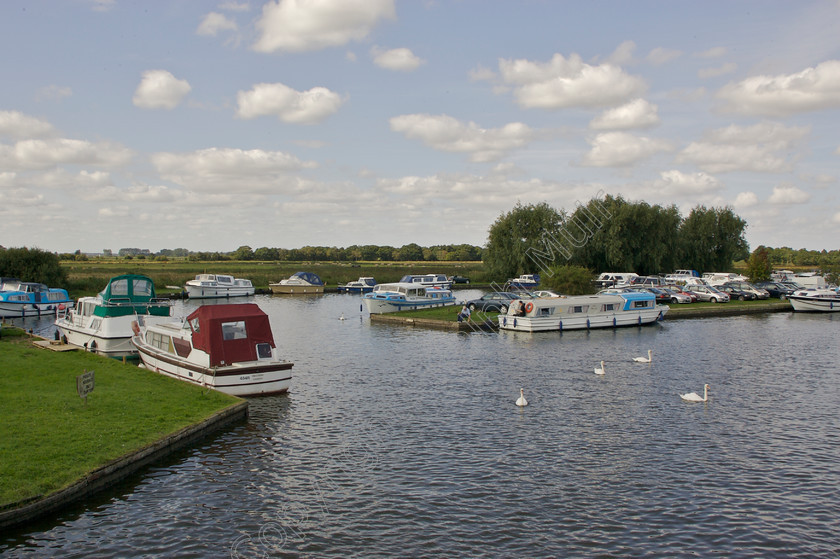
[686, 285, 730, 303]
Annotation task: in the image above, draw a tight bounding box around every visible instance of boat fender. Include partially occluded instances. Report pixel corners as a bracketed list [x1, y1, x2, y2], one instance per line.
[513, 318, 517, 328]
[502, 317, 506, 327]
[524, 302, 534, 313]
[131, 320, 140, 335]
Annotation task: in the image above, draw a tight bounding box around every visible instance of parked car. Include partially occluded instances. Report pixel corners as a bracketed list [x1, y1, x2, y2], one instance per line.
[664, 285, 698, 302]
[660, 287, 692, 304]
[685, 284, 730, 303]
[466, 292, 523, 313]
[755, 281, 796, 299]
[723, 281, 770, 300]
[716, 285, 756, 301]
[448, 275, 471, 284]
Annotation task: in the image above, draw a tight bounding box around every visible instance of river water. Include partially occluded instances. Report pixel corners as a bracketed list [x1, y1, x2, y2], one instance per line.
[3, 291, 840, 557]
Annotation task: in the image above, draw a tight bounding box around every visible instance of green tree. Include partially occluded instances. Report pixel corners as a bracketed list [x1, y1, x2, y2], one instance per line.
[232, 246, 254, 261]
[746, 246, 772, 283]
[0, 247, 68, 286]
[484, 202, 566, 280]
[541, 264, 595, 295]
[678, 206, 748, 273]
[397, 243, 424, 261]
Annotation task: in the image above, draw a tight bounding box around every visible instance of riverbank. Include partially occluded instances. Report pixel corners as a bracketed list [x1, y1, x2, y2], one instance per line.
[371, 299, 793, 329]
[0, 327, 246, 529]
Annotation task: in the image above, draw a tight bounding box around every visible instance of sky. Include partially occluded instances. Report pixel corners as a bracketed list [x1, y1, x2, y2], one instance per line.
[1, 0, 840, 254]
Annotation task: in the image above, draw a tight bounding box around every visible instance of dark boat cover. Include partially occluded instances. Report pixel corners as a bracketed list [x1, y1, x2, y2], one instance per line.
[187, 303, 276, 367]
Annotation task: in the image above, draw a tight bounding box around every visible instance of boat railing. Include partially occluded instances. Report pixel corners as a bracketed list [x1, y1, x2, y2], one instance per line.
[103, 297, 173, 309]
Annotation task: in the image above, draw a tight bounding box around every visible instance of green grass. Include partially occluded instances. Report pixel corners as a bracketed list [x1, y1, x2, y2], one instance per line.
[0, 327, 240, 508]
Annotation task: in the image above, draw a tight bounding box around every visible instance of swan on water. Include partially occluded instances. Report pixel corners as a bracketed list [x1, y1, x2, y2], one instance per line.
[633, 349, 652, 363]
[516, 388, 528, 407]
[594, 361, 606, 375]
[339, 313, 346, 320]
[680, 384, 710, 402]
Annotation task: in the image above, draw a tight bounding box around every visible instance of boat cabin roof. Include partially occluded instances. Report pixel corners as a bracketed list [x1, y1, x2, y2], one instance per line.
[100, 274, 158, 302]
[290, 271, 324, 285]
[187, 303, 276, 367]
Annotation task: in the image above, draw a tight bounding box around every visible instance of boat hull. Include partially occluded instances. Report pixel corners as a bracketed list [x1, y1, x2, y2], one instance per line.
[0, 301, 73, 318]
[363, 297, 456, 314]
[788, 295, 840, 312]
[184, 286, 255, 299]
[499, 307, 667, 332]
[269, 284, 325, 294]
[56, 312, 169, 359]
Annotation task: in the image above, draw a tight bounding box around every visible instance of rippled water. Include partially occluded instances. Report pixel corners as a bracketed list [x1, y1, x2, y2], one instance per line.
[3, 294, 840, 557]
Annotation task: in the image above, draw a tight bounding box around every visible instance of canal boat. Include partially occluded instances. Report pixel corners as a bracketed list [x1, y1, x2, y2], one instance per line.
[498, 291, 668, 332]
[398, 273, 452, 289]
[338, 276, 377, 293]
[55, 274, 172, 358]
[269, 271, 325, 294]
[788, 289, 840, 312]
[184, 274, 255, 299]
[363, 282, 457, 314]
[131, 303, 293, 396]
[0, 279, 74, 318]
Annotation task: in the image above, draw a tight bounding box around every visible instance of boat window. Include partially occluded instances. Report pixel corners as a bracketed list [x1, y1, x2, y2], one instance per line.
[538, 307, 552, 316]
[222, 321, 247, 340]
[256, 343, 272, 359]
[190, 318, 200, 332]
[111, 279, 129, 296]
[633, 301, 652, 308]
[571, 305, 589, 313]
[603, 303, 616, 311]
[133, 279, 153, 297]
[147, 331, 173, 353]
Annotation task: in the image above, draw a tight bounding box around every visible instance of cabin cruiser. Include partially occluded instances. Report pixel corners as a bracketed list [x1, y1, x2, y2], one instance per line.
[269, 272, 325, 294]
[505, 274, 540, 290]
[0, 278, 74, 318]
[788, 288, 840, 312]
[398, 274, 452, 289]
[338, 277, 377, 293]
[132, 303, 293, 396]
[55, 274, 172, 359]
[499, 291, 668, 332]
[363, 282, 456, 313]
[184, 274, 255, 299]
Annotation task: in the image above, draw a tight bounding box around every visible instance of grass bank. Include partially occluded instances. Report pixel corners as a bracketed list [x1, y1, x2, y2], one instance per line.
[0, 327, 240, 508]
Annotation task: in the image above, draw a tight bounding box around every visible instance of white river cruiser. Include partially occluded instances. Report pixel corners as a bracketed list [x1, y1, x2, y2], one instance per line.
[0, 278, 74, 318]
[131, 303, 293, 396]
[788, 289, 840, 312]
[55, 274, 172, 359]
[184, 274, 255, 299]
[498, 291, 668, 332]
[338, 276, 377, 293]
[363, 282, 457, 314]
[269, 272, 325, 294]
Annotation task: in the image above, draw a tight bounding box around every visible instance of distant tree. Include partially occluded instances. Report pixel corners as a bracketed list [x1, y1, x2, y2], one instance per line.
[397, 243, 424, 261]
[232, 245, 254, 261]
[254, 247, 280, 261]
[678, 206, 748, 273]
[485, 202, 566, 280]
[0, 247, 67, 286]
[541, 264, 595, 295]
[746, 246, 772, 283]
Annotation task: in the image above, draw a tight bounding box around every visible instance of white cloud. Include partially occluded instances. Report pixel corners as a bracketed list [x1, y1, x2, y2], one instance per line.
[468, 64, 496, 82]
[589, 99, 660, 130]
[696, 46, 727, 58]
[579, 132, 673, 167]
[768, 185, 811, 205]
[197, 12, 238, 36]
[717, 60, 840, 117]
[0, 111, 56, 139]
[497, 53, 646, 109]
[252, 0, 395, 53]
[656, 170, 723, 194]
[0, 139, 132, 171]
[698, 62, 737, 79]
[677, 122, 809, 173]
[35, 85, 72, 102]
[151, 147, 316, 193]
[371, 47, 425, 71]
[733, 191, 760, 208]
[389, 114, 533, 162]
[647, 47, 682, 66]
[132, 70, 192, 110]
[236, 82, 344, 124]
[606, 41, 636, 66]
[833, 211, 840, 224]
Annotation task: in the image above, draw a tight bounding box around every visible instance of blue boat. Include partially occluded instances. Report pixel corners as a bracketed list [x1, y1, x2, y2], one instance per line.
[0, 278, 74, 318]
[398, 273, 452, 289]
[338, 276, 377, 293]
[505, 274, 540, 290]
[363, 282, 457, 314]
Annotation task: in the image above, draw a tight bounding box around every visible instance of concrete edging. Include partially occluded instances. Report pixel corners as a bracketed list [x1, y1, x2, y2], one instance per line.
[0, 400, 248, 529]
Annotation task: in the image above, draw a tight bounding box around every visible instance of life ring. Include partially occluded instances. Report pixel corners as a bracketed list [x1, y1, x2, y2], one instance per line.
[131, 320, 140, 335]
[524, 302, 534, 313]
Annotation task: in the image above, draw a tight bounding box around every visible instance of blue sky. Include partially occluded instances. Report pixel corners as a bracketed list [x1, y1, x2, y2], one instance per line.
[1, 0, 839, 254]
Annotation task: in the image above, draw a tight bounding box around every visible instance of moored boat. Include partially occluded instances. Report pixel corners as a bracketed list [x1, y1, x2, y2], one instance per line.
[269, 272, 325, 294]
[0, 278, 74, 318]
[184, 274, 255, 299]
[55, 274, 172, 358]
[505, 274, 540, 291]
[398, 273, 452, 289]
[338, 276, 377, 293]
[131, 303, 293, 396]
[788, 289, 840, 312]
[363, 282, 457, 314]
[498, 291, 668, 332]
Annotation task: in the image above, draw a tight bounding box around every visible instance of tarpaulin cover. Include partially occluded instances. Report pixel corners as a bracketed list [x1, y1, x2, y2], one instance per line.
[187, 303, 276, 366]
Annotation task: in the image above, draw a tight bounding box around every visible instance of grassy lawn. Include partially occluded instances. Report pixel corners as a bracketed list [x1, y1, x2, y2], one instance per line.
[0, 327, 240, 508]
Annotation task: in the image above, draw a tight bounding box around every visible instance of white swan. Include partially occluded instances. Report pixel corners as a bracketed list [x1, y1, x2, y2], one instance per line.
[594, 361, 606, 375]
[338, 313, 346, 320]
[680, 384, 710, 402]
[516, 388, 528, 407]
[633, 349, 652, 363]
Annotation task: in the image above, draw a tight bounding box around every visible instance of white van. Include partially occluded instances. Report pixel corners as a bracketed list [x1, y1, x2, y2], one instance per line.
[593, 272, 638, 288]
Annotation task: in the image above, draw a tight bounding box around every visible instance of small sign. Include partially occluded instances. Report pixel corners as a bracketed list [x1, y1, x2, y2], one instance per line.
[77, 369, 95, 402]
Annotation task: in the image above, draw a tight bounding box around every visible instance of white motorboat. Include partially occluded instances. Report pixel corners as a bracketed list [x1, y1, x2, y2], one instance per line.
[0, 278, 74, 318]
[55, 274, 172, 359]
[184, 274, 255, 299]
[505, 274, 540, 290]
[338, 277, 377, 293]
[269, 272, 325, 294]
[398, 273, 452, 289]
[131, 303, 293, 396]
[788, 289, 840, 312]
[363, 282, 457, 314]
[499, 291, 668, 332]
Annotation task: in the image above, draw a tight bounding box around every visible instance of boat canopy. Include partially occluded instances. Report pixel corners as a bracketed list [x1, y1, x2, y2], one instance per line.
[291, 271, 324, 286]
[187, 303, 276, 367]
[100, 274, 157, 302]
